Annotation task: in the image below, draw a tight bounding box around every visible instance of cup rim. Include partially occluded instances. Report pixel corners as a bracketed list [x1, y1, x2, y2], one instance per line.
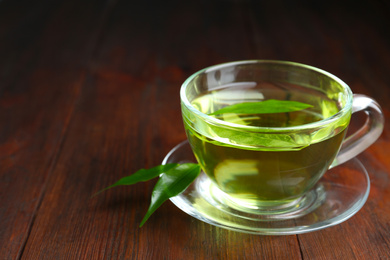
[180, 60, 353, 132]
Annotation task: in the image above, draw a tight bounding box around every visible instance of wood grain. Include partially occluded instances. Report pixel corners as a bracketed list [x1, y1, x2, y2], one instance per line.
[0, 0, 389, 259]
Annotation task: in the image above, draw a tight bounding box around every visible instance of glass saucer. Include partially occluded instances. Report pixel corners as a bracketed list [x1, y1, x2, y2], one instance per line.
[162, 140, 370, 235]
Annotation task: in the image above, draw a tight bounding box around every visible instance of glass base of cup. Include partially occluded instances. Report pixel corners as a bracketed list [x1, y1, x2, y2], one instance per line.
[163, 140, 370, 235]
[197, 173, 325, 221]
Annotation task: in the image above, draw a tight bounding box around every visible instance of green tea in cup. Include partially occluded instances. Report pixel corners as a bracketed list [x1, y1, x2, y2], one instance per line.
[180, 60, 383, 214]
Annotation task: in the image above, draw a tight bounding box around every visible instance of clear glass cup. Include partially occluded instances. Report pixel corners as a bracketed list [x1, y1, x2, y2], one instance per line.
[180, 60, 384, 217]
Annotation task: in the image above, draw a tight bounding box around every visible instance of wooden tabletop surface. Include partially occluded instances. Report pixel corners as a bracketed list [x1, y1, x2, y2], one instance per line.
[1, 0, 389, 259]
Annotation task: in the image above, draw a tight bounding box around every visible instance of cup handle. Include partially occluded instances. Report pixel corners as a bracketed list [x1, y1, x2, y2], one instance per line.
[331, 94, 384, 168]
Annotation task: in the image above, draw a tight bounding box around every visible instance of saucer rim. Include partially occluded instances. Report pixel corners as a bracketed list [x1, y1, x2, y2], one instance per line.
[163, 140, 370, 235]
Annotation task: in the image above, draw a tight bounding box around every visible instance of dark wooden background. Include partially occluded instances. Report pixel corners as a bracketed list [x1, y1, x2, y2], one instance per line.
[1, 0, 389, 259]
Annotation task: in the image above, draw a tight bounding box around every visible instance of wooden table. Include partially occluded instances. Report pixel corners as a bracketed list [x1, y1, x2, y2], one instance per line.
[1, 0, 389, 259]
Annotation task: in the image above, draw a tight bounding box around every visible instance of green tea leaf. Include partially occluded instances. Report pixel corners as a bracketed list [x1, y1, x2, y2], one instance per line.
[139, 163, 201, 227]
[201, 125, 311, 151]
[209, 99, 313, 115]
[94, 163, 178, 196]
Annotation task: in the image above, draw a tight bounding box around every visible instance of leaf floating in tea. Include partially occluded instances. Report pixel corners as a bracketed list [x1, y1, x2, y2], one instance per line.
[209, 99, 313, 115]
[139, 163, 201, 227]
[94, 163, 178, 196]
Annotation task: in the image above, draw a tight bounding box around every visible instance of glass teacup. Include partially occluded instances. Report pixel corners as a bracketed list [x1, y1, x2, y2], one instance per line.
[180, 60, 384, 217]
